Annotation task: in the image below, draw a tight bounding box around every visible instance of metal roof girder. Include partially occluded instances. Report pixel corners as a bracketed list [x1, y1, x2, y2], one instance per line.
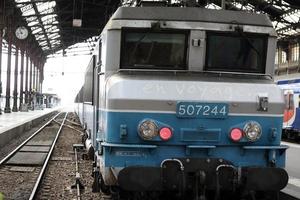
[30, 0, 51, 50]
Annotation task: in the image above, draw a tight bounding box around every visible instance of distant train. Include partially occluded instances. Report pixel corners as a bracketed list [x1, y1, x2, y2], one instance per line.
[75, 6, 288, 200]
[278, 79, 300, 140]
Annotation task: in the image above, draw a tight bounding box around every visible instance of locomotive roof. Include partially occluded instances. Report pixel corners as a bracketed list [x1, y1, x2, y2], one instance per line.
[112, 7, 273, 27]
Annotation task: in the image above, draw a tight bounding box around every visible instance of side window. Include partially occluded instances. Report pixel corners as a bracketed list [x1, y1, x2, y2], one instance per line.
[289, 94, 294, 110]
[98, 40, 102, 67]
[284, 93, 294, 110]
[83, 56, 95, 104]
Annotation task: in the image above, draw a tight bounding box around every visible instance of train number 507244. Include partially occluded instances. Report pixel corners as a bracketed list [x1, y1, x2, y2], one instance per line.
[176, 102, 229, 119]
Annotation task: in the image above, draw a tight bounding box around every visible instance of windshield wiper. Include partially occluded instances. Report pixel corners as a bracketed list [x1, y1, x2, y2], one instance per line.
[237, 30, 261, 56]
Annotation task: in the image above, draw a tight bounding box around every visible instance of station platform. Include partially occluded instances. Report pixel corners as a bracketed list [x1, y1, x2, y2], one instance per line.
[281, 141, 300, 199]
[0, 108, 59, 148]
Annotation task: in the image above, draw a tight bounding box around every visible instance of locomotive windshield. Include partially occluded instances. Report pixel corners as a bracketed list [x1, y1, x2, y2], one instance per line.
[205, 32, 267, 73]
[121, 30, 187, 70]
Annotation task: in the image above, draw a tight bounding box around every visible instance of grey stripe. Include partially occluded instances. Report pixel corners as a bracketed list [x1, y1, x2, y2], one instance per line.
[106, 99, 284, 115]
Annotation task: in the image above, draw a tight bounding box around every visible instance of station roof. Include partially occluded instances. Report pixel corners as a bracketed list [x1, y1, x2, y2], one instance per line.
[10, 0, 119, 57]
[7, 0, 300, 57]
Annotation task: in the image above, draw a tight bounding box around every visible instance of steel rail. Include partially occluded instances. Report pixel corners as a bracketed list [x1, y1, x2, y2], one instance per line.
[0, 111, 62, 165]
[29, 112, 68, 200]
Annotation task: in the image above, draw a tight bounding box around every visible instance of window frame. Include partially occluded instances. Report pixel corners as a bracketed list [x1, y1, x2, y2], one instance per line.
[97, 39, 102, 67]
[204, 31, 268, 74]
[120, 28, 189, 70]
[83, 55, 95, 105]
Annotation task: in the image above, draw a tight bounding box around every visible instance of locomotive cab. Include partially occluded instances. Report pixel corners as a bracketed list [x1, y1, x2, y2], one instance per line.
[86, 6, 288, 198]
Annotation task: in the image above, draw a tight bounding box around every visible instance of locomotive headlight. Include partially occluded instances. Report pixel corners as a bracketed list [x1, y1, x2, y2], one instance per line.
[243, 121, 262, 142]
[138, 120, 158, 140]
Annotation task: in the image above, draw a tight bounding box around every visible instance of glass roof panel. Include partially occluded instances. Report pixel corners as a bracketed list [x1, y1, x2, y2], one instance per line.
[19, 5, 33, 14]
[273, 21, 287, 29]
[284, 14, 299, 23]
[15, 0, 31, 3]
[285, 29, 298, 35]
[35, 35, 46, 40]
[41, 15, 57, 23]
[22, 7, 35, 17]
[47, 26, 58, 32]
[14, 0, 62, 53]
[232, 2, 254, 11]
[40, 8, 54, 15]
[25, 16, 38, 23]
[32, 27, 42, 34]
[206, 3, 221, 10]
[37, 2, 56, 13]
[28, 20, 39, 27]
[47, 31, 59, 36]
[12, 0, 300, 56]
[48, 33, 59, 38]
[39, 41, 48, 46]
[50, 35, 60, 40]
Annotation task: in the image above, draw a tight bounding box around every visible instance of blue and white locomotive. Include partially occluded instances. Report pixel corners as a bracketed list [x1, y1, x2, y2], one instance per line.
[75, 6, 288, 199]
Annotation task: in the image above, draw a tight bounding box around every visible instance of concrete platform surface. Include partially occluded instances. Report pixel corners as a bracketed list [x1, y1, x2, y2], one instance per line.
[281, 141, 300, 199]
[6, 152, 48, 166]
[0, 108, 58, 134]
[0, 107, 60, 148]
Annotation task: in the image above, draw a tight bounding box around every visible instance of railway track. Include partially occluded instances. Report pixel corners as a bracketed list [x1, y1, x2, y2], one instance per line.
[0, 112, 68, 200]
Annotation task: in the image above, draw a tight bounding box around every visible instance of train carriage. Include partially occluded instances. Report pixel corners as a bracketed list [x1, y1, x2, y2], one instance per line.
[278, 79, 300, 139]
[75, 6, 288, 199]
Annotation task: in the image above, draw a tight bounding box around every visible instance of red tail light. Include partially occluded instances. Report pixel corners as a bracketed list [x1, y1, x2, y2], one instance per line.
[159, 127, 172, 141]
[230, 128, 243, 142]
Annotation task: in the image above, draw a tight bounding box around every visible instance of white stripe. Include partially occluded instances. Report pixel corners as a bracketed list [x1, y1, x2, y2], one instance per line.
[100, 109, 176, 114]
[281, 141, 300, 149]
[228, 113, 283, 117]
[289, 176, 300, 188]
[100, 108, 283, 117]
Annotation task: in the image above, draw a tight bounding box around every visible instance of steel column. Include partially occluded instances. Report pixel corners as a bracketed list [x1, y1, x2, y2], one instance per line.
[32, 61, 36, 109]
[19, 44, 25, 109]
[0, 28, 3, 114]
[33, 63, 36, 92]
[35, 62, 40, 93]
[37, 64, 40, 106]
[25, 52, 29, 104]
[4, 22, 12, 113]
[12, 43, 19, 112]
[0, 0, 5, 115]
[40, 64, 43, 94]
[29, 58, 33, 109]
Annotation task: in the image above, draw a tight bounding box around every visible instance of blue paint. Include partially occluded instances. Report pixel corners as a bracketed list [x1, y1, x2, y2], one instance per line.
[277, 79, 300, 85]
[291, 108, 300, 130]
[104, 111, 283, 145]
[103, 142, 287, 168]
[98, 110, 286, 169]
[180, 127, 220, 142]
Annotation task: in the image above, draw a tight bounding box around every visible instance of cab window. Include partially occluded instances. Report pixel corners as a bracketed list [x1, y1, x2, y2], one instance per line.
[205, 32, 268, 74]
[121, 29, 188, 70]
